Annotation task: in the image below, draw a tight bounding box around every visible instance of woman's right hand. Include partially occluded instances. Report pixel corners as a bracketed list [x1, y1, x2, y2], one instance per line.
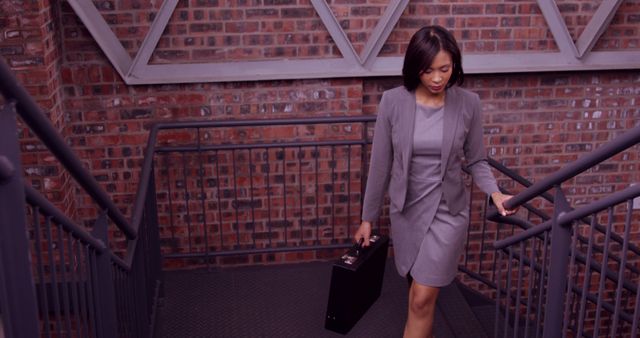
[354, 221, 372, 247]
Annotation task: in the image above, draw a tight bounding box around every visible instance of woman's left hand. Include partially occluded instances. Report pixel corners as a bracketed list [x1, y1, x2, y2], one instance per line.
[490, 192, 518, 217]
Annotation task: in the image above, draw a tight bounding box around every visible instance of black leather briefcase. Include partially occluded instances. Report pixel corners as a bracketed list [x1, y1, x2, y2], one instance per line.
[325, 234, 389, 334]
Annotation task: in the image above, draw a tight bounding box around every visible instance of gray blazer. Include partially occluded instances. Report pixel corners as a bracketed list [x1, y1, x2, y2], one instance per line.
[362, 85, 499, 221]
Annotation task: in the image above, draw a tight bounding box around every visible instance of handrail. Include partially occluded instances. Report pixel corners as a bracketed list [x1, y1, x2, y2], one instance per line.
[494, 220, 552, 250]
[130, 127, 158, 234]
[155, 139, 370, 152]
[0, 59, 136, 239]
[557, 184, 640, 227]
[494, 185, 640, 249]
[488, 158, 555, 203]
[155, 116, 376, 130]
[503, 124, 640, 210]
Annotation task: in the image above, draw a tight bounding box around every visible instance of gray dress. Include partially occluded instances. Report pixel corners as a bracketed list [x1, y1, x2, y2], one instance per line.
[389, 103, 469, 287]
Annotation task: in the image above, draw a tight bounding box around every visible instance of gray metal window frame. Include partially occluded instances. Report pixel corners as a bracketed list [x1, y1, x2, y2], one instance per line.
[65, 0, 638, 85]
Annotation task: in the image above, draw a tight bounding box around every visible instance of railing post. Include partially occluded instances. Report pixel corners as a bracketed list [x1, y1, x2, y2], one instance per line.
[91, 212, 118, 338]
[0, 101, 40, 337]
[542, 186, 573, 338]
[145, 167, 164, 299]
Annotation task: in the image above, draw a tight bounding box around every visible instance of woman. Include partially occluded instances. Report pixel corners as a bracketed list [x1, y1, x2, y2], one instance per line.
[354, 25, 515, 338]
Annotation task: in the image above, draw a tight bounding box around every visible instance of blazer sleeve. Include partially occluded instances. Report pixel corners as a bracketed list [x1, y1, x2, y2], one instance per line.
[361, 92, 393, 222]
[464, 94, 500, 195]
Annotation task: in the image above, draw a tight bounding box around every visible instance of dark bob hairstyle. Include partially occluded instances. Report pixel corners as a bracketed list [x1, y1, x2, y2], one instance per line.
[402, 25, 464, 91]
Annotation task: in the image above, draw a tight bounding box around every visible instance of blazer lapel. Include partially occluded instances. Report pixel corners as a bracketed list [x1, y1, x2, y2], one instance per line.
[441, 87, 462, 179]
[400, 90, 416, 174]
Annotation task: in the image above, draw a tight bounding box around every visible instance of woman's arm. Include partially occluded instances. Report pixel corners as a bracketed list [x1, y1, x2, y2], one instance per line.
[357, 93, 394, 245]
[464, 94, 516, 216]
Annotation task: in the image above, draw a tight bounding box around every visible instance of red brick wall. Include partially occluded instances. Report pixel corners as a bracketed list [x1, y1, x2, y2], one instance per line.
[1, 0, 78, 218]
[1, 0, 639, 268]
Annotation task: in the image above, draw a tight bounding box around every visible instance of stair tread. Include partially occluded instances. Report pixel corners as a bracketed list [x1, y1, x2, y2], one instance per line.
[437, 281, 489, 338]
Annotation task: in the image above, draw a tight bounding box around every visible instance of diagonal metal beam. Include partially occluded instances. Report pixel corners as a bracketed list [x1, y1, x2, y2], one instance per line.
[575, 0, 625, 58]
[536, 0, 579, 60]
[66, 0, 132, 80]
[64, 0, 639, 85]
[128, 0, 179, 77]
[359, 0, 409, 68]
[310, 0, 361, 66]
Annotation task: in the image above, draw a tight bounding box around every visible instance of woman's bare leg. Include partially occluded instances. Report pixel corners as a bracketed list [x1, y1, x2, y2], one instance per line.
[403, 279, 439, 338]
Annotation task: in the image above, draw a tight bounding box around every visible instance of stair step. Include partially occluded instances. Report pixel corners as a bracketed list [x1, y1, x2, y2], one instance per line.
[471, 304, 498, 337]
[437, 281, 489, 338]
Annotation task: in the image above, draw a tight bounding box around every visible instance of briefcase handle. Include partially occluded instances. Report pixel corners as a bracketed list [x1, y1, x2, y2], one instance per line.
[341, 234, 381, 265]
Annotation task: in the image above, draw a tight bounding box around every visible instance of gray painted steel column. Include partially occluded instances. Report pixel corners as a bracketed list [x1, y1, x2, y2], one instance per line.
[91, 213, 119, 338]
[0, 101, 40, 338]
[542, 186, 573, 338]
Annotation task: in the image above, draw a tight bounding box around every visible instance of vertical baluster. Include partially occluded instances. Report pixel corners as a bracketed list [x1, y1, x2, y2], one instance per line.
[495, 250, 503, 338]
[76, 242, 90, 338]
[91, 250, 107, 338]
[126, 270, 135, 338]
[215, 149, 224, 250]
[112, 269, 121, 336]
[232, 148, 241, 248]
[197, 129, 210, 263]
[504, 247, 514, 338]
[264, 148, 272, 247]
[514, 242, 525, 336]
[609, 200, 634, 338]
[577, 216, 597, 337]
[569, 267, 581, 336]
[492, 219, 501, 285]
[534, 232, 549, 338]
[113, 268, 122, 336]
[130, 272, 141, 338]
[524, 237, 537, 338]
[631, 258, 640, 337]
[85, 246, 98, 338]
[477, 195, 491, 275]
[593, 207, 614, 336]
[0, 243, 11, 336]
[56, 224, 72, 336]
[298, 146, 304, 243]
[129, 261, 140, 338]
[248, 148, 256, 248]
[45, 216, 63, 336]
[120, 270, 131, 337]
[164, 153, 177, 255]
[314, 145, 319, 244]
[67, 234, 82, 338]
[330, 145, 336, 241]
[282, 147, 288, 245]
[32, 207, 51, 337]
[562, 222, 579, 336]
[121, 270, 130, 337]
[181, 153, 193, 252]
[346, 145, 352, 240]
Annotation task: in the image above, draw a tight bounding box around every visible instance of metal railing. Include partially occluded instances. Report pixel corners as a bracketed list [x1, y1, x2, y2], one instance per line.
[149, 117, 381, 265]
[0, 58, 162, 337]
[487, 124, 640, 338]
[2, 48, 638, 338]
[144, 104, 640, 338]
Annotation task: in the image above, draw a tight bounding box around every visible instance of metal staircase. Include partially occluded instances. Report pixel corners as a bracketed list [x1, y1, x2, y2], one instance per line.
[1, 54, 639, 337]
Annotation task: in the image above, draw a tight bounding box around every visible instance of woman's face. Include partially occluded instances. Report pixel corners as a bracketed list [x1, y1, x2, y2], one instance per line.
[418, 50, 452, 96]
